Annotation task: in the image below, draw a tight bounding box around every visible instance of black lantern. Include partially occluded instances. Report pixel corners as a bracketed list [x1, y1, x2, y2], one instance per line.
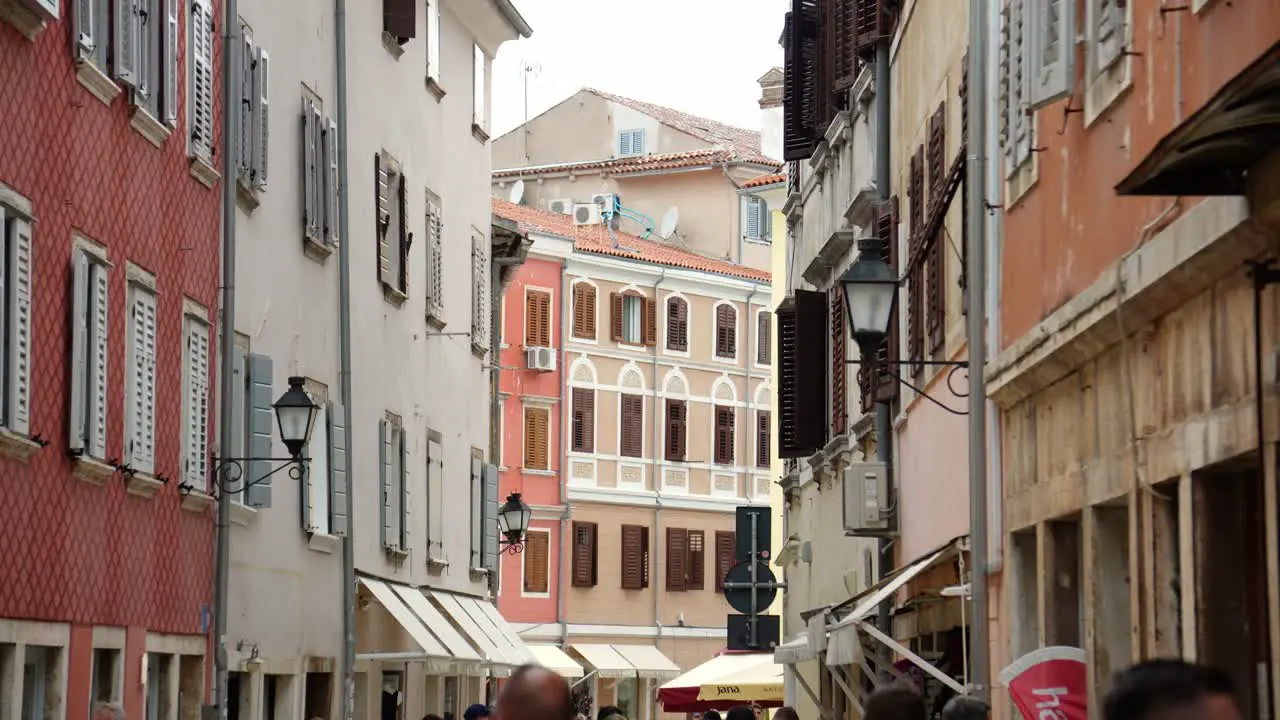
[840, 236, 899, 359]
[497, 492, 532, 549]
[273, 376, 320, 458]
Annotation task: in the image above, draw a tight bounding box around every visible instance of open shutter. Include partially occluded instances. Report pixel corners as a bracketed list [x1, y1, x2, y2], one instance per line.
[69, 257, 89, 454]
[757, 411, 771, 468]
[777, 291, 828, 458]
[470, 455, 483, 565]
[163, 0, 178, 124]
[74, 0, 95, 57]
[714, 531, 736, 591]
[87, 263, 109, 460]
[129, 289, 158, 474]
[1093, 0, 1123, 73]
[398, 429, 410, 550]
[327, 402, 348, 536]
[252, 49, 272, 190]
[114, 0, 139, 86]
[4, 218, 32, 435]
[782, 1, 821, 161]
[572, 521, 598, 587]
[245, 354, 273, 506]
[687, 530, 706, 590]
[1029, 0, 1073, 109]
[757, 311, 770, 365]
[135, 0, 152, 102]
[667, 528, 688, 591]
[237, 33, 254, 183]
[378, 419, 392, 549]
[383, 0, 416, 41]
[190, 1, 214, 158]
[426, 0, 441, 80]
[396, 171, 409, 293]
[829, 286, 846, 437]
[642, 297, 656, 347]
[183, 320, 210, 491]
[610, 292, 623, 341]
[621, 525, 645, 590]
[482, 463, 499, 571]
[323, 117, 339, 244]
[376, 154, 392, 283]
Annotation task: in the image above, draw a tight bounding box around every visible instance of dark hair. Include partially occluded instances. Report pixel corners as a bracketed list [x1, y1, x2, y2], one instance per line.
[773, 707, 800, 720]
[703, 711, 722, 720]
[503, 664, 574, 720]
[726, 706, 755, 720]
[597, 706, 624, 720]
[1104, 659, 1236, 720]
[864, 685, 926, 720]
[424, 715, 445, 720]
[939, 696, 988, 720]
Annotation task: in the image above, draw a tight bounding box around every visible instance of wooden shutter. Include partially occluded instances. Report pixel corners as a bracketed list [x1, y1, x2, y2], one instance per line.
[777, 292, 828, 458]
[926, 240, 945, 354]
[1029, 0, 1073, 109]
[927, 103, 946, 211]
[526, 290, 551, 347]
[383, 0, 416, 41]
[714, 406, 734, 465]
[715, 531, 736, 591]
[665, 400, 686, 461]
[907, 148, 925, 371]
[642, 297, 657, 346]
[687, 530, 706, 590]
[620, 394, 643, 458]
[610, 292, 623, 341]
[782, 1, 821, 161]
[667, 297, 688, 351]
[524, 407, 549, 470]
[573, 284, 596, 339]
[621, 524, 648, 590]
[832, 0, 859, 90]
[667, 527, 689, 591]
[571, 388, 594, 453]
[715, 305, 736, 358]
[853, 0, 888, 56]
[523, 531, 550, 594]
[829, 286, 847, 437]
[757, 311, 771, 365]
[571, 522, 598, 587]
[757, 411, 771, 468]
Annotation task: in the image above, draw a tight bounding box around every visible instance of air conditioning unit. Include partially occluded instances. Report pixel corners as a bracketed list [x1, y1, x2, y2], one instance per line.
[573, 203, 602, 226]
[548, 198, 573, 214]
[592, 193, 618, 213]
[526, 346, 556, 372]
[842, 462, 893, 535]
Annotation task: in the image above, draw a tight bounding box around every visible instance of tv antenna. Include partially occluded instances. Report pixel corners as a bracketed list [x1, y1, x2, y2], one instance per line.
[520, 58, 542, 164]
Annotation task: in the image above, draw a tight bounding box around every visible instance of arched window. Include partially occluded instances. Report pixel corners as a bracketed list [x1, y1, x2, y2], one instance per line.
[666, 296, 689, 351]
[568, 358, 596, 454]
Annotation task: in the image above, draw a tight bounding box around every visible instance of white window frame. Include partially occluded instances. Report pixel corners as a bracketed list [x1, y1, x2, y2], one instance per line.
[425, 0, 441, 88]
[69, 243, 111, 463]
[617, 128, 645, 157]
[0, 200, 34, 440]
[472, 43, 487, 133]
[125, 277, 158, 475]
[181, 311, 212, 493]
[740, 195, 769, 242]
[520, 528, 552, 598]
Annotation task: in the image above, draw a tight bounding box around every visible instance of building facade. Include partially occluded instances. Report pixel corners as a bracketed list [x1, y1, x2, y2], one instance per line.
[492, 199, 773, 720]
[0, 0, 223, 716]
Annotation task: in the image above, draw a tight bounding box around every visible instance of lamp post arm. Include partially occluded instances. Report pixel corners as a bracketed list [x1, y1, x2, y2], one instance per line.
[876, 369, 970, 416]
[206, 456, 308, 496]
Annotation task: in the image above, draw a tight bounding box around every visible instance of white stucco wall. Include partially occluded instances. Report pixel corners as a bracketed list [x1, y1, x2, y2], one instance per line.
[760, 105, 783, 163]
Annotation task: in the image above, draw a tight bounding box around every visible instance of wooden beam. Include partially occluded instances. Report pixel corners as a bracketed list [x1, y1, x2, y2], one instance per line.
[1082, 509, 1101, 717]
[1129, 488, 1146, 663]
[1036, 522, 1049, 648]
[1178, 473, 1198, 661]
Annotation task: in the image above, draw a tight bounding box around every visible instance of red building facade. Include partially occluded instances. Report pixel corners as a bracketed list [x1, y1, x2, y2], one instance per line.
[0, 0, 221, 717]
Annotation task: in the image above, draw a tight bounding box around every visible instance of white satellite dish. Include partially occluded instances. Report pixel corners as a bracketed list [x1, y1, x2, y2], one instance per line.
[658, 207, 679, 239]
[508, 179, 526, 204]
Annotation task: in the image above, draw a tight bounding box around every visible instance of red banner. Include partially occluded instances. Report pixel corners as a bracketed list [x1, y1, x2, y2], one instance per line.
[999, 647, 1088, 720]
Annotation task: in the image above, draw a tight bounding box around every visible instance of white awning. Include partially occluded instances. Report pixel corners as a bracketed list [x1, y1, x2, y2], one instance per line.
[569, 643, 635, 678]
[772, 633, 814, 665]
[356, 578, 450, 660]
[612, 644, 681, 681]
[392, 586, 484, 665]
[527, 645, 585, 678]
[430, 591, 518, 673]
[471, 597, 535, 666]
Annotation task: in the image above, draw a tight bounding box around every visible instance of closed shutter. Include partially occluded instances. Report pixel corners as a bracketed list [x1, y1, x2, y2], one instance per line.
[757, 311, 770, 365]
[573, 284, 596, 339]
[396, 171, 409, 293]
[687, 530, 706, 590]
[620, 394, 643, 458]
[1029, 0, 1073, 109]
[302, 100, 318, 239]
[714, 406, 734, 465]
[162, 0, 178, 125]
[715, 531, 736, 591]
[379, 419, 393, 550]
[253, 49, 272, 191]
[524, 407, 549, 469]
[715, 305, 736, 358]
[1, 216, 32, 435]
[667, 528, 688, 591]
[426, 201, 443, 317]
[88, 262, 109, 460]
[665, 399, 686, 462]
[621, 524, 648, 590]
[376, 154, 392, 283]
[571, 389, 594, 453]
[829, 286, 846, 437]
[777, 291, 827, 458]
[524, 531, 550, 594]
[327, 402, 349, 536]
[667, 298, 687, 351]
[526, 291, 551, 347]
[642, 297, 657, 346]
[782, 1, 821, 161]
[237, 33, 254, 183]
[127, 287, 158, 474]
[114, 0, 138, 86]
[571, 521, 598, 587]
[324, 117, 341, 245]
[190, 0, 214, 158]
[183, 318, 209, 491]
[135, 0, 151, 101]
[610, 292, 623, 341]
[757, 411, 771, 468]
[245, 354, 274, 506]
[398, 428, 410, 550]
[383, 0, 416, 41]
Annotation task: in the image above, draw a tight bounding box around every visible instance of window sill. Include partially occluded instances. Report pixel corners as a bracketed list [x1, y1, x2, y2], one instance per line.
[73, 456, 117, 486]
[521, 468, 556, 477]
[712, 354, 738, 364]
[125, 473, 165, 499]
[521, 591, 551, 599]
[472, 123, 490, 144]
[382, 283, 408, 307]
[0, 430, 41, 463]
[384, 546, 410, 561]
[189, 156, 220, 189]
[426, 312, 447, 330]
[381, 32, 405, 59]
[743, 237, 771, 246]
[76, 60, 121, 106]
[308, 532, 341, 554]
[230, 501, 257, 527]
[471, 339, 488, 358]
[0, 0, 47, 40]
[469, 567, 491, 580]
[180, 489, 216, 514]
[425, 77, 446, 101]
[616, 341, 646, 351]
[427, 555, 449, 574]
[236, 180, 261, 211]
[304, 236, 335, 263]
[129, 106, 171, 148]
[571, 334, 598, 345]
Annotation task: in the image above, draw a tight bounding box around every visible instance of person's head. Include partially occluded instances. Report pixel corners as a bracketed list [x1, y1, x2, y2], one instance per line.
[464, 704, 491, 720]
[773, 706, 800, 720]
[597, 706, 624, 720]
[424, 714, 445, 720]
[940, 696, 989, 720]
[864, 685, 926, 720]
[726, 706, 755, 720]
[1104, 660, 1240, 720]
[703, 711, 722, 720]
[497, 665, 573, 720]
[93, 702, 125, 720]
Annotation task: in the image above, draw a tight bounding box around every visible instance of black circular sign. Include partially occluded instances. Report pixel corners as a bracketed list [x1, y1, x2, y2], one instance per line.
[722, 560, 778, 615]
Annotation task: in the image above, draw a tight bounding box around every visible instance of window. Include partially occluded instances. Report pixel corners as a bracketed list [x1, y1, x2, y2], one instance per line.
[0, 207, 34, 436]
[525, 290, 551, 347]
[829, 286, 846, 437]
[688, 530, 706, 590]
[187, 0, 215, 160]
[756, 310, 771, 365]
[125, 283, 158, 475]
[382, 0, 415, 45]
[378, 418, 408, 554]
[569, 389, 593, 454]
[523, 529, 550, 594]
[756, 411, 771, 468]
[715, 304, 737, 358]
[425, 0, 441, 86]
[664, 400, 686, 462]
[620, 524, 650, 590]
[714, 530, 736, 591]
[619, 394, 643, 458]
[1000, 0, 1032, 177]
[777, 292, 828, 458]
[666, 527, 705, 592]
[304, 401, 331, 534]
[1027, 0, 1073, 109]
[236, 31, 271, 193]
[144, 653, 171, 720]
[611, 292, 655, 346]
[69, 248, 110, 462]
[125, 0, 181, 125]
[524, 406, 550, 469]
[713, 406, 735, 466]
[666, 297, 688, 352]
[425, 192, 444, 322]
[472, 44, 487, 132]
[72, 0, 110, 73]
[303, 98, 339, 245]
[181, 314, 211, 491]
[376, 152, 409, 296]
[471, 231, 491, 352]
[617, 129, 645, 156]
[571, 521, 598, 587]
[741, 195, 769, 242]
[571, 283, 596, 340]
[21, 645, 61, 720]
[426, 431, 444, 560]
[90, 648, 122, 707]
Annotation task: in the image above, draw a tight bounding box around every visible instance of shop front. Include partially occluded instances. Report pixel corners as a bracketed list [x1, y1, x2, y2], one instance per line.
[567, 643, 683, 720]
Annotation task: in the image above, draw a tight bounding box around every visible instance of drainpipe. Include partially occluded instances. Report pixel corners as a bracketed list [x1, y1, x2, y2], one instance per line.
[650, 268, 668, 720]
[743, 288, 760, 498]
[334, 0, 356, 712]
[558, 262, 571, 650]
[213, 0, 241, 712]
[965, 0, 991, 701]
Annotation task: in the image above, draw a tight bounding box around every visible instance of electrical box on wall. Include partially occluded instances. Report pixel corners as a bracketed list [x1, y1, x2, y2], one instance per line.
[843, 462, 895, 536]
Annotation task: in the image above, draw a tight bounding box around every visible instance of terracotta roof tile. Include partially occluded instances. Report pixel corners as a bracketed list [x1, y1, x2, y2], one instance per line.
[492, 148, 765, 180]
[742, 173, 786, 189]
[584, 88, 780, 165]
[492, 199, 771, 283]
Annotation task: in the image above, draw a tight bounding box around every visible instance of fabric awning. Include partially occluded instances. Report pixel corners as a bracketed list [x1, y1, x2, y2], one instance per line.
[612, 644, 681, 681]
[569, 643, 635, 679]
[772, 632, 813, 665]
[527, 645, 585, 678]
[391, 586, 484, 666]
[470, 596, 534, 666]
[356, 578, 450, 661]
[429, 591, 531, 675]
[658, 653, 782, 712]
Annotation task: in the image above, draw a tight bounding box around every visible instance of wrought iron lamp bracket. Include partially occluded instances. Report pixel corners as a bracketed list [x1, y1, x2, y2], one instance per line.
[847, 358, 971, 415]
[196, 455, 308, 497]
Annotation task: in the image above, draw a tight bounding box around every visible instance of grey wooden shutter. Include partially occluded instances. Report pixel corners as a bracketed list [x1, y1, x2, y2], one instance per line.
[252, 48, 271, 190]
[135, 0, 151, 102]
[74, 0, 95, 57]
[1093, 0, 1123, 73]
[398, 429, 410, 549]
[163, 0, 178, 125]
[482, 462, 499, 571]
[69, 254, 89, 453]
[237, 32, 254, 183]
[302, 99, 317, 236]
[189, 0, 214, 157]
[379, 419, 392, 550]
[324, 117, 340, 245]
[229, 348, 247, 489]
[1028, 0, 1073, 110]
[300, 436, 313, 530]
[469, 455, 482, 566]
[376, 154, 392, 284]
[245, 354, 274, 507]
[114, 0, 138, 86]
[327, 402, 348, 536]
[2, 217, 32, 436]
[128, 289, 158, 474]
[87, 263, 109, 460]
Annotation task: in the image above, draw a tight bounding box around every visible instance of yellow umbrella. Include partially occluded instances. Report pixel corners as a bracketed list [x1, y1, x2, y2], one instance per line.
[696, 655, 784, 703]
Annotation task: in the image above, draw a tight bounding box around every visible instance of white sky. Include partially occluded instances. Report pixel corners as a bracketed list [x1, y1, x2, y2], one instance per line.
[492, 0, 789, 138]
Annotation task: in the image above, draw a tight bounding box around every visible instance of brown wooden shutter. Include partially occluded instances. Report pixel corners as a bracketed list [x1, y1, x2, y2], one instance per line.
[667, 298, 688, 351]
[714, 406, 734, 465]
[526, 291, 551, 347]
[687, 530, 706, 590]
[642, 297, 657, 346]
[666, 527, 689, 591]
[620, 394, 643, 458]
[833, 0, 859, 90]
[959, 52, 970, 296]
[860, 197, 902, 409]
[926, 241, 945, 354]
[523, 531, 549, 594]
[610, 292, 623, 341]
[573, 284, 597, 340]
[715, 305, 736, 358]
[757, 411, 771, 468]
[621, 524, 648, 590]
[907, 148, 925, 372]
[396, 172, 409, 292]
[522, 408, 549, 470]
[853, 0, 889, 55]
[927, 102, 946, 209]
[383, 0, 416, 40]
[777, 292, 828, 458]
[829, 286, 847, 437]
[665, 400, 686, 461]
[782, 2, 821, 161]
[571, 388, 594, 453]
[571, 522, 598, 587]
[757, 311, 771, 365]
[714, 530, 736, 591]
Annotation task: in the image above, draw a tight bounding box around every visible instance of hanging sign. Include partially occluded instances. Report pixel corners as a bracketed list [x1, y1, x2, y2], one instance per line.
[999, 646, 1088, 720]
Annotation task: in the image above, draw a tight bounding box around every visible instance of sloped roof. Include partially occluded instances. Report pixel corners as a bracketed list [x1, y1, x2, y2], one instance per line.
[492, 199, 771, 283]
[742, 172, 786, 189]
[493, 148, 761, 180]
[584, 88, 779, 165]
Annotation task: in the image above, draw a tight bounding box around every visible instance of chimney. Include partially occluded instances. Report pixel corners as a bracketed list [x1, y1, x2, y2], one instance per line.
[759, 68, 784, 109]
[758, 67, 785, 161]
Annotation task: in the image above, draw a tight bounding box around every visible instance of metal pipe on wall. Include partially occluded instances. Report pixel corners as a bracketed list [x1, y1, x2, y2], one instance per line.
[558, 263, 571, 651]
[872, 35, 895, 674]
[650, 269, 668, 720]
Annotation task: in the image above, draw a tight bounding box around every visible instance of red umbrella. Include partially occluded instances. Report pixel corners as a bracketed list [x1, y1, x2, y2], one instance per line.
[999, 646, 1088, 720]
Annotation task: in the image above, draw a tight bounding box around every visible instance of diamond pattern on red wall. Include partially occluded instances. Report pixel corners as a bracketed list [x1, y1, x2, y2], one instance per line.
[0, 2, 222, 635]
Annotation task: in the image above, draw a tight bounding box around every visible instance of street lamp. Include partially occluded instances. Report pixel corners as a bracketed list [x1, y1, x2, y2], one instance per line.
[273, 376, 322, 458]
[840, 236, 899, 360]
[497, 492, 532, 553]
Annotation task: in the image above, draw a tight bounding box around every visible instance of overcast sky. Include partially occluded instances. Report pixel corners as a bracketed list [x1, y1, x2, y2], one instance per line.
[492, 0, 788, 138]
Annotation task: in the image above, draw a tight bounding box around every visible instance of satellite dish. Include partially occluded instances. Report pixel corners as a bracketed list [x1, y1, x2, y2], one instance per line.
[658, 207, 679, 239]
[508, 179, 525, 204]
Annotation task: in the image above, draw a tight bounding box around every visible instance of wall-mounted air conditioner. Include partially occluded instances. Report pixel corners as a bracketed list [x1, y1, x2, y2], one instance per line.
[549, 198, 573, 214]
[843, 462, 893, 536]
[573, 203, 602, 226]
[526, 347, 556, 372]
